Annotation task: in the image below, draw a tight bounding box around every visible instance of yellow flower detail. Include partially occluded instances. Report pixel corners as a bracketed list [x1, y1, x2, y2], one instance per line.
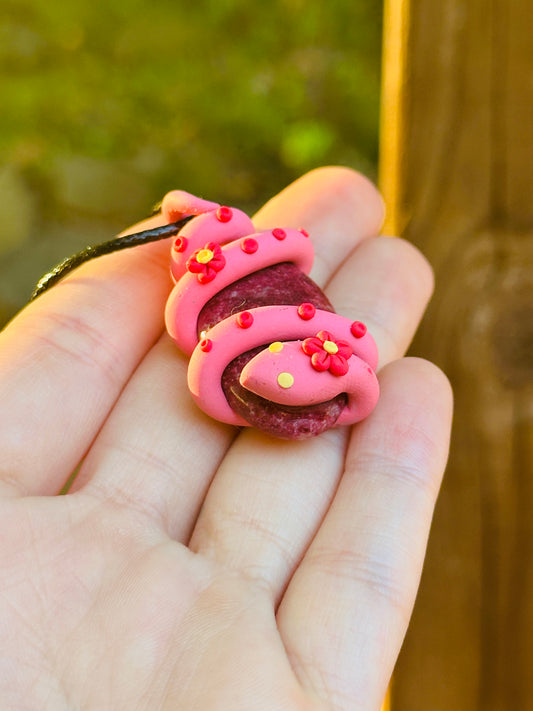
[196, 248, 214, 264]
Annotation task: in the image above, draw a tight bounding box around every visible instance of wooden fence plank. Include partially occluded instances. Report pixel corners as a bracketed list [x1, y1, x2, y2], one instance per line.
[380, 0, 533, 708]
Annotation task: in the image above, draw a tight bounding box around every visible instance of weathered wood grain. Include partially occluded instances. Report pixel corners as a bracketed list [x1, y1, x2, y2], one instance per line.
[380, 0, 533, 708]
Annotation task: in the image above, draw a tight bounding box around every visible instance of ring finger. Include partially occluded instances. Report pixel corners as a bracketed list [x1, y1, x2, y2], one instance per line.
[188, 230, 435, 602]
[75, 167, 385, 542]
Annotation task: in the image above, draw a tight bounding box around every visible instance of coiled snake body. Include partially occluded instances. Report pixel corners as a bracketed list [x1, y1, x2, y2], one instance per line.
[163, 191, 379, 440]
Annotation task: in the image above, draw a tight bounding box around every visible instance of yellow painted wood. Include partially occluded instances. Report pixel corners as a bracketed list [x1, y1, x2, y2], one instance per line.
[380, 0, 410, 236]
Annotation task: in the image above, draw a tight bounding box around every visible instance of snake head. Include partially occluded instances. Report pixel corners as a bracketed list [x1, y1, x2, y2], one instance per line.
[240, 337, 379, 426]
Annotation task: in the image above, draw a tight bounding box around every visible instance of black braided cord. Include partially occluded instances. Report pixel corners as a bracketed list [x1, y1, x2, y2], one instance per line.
[30, 216, 194, 301]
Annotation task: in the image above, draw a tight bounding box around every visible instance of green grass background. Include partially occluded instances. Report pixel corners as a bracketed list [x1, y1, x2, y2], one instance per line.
[0, 0, 382, 325]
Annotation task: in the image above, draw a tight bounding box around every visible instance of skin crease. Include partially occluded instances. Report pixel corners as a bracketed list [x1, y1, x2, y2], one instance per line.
[0, 168, 452, 711]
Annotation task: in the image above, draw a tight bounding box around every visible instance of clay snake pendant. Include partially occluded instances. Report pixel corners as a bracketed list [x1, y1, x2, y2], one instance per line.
[162, 191, 379, 439]
[31, 189, 379, 440]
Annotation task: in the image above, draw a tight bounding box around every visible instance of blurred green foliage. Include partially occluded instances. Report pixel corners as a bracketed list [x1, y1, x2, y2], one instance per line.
[0, 0, 382, 321]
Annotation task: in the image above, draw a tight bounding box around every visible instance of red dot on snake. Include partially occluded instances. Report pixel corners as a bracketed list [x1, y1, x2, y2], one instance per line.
[297, 303, 316, 320]
[216, 206, 233, 223]
[200, 338, 213, 352]
[351, 321, 367, 338]
[237, 312, 254, 328]
[241, 238, 259, 254]
[173, 236, 188, 252]
[272, 228, 286, 240]
[298, 228, 309, 237]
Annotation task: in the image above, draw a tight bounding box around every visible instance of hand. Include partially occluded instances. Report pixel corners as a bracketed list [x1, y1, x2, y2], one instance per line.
[0, 167, 452, 711]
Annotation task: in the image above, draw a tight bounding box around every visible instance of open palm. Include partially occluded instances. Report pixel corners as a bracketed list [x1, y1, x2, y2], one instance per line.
[0, 168, 452, 711]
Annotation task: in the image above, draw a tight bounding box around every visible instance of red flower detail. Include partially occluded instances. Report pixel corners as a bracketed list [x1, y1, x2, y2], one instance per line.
[301, 330, 353, 376]
[186, 242, 226, 284]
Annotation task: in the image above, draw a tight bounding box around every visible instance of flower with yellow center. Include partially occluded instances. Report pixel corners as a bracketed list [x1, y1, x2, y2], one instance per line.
[301, 330, 353, 376]
[186, 242, 226, 284]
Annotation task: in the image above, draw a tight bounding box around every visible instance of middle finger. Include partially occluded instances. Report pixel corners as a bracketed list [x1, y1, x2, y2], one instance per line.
[75, 167, 384, 541]
[189, 234, 434, 603]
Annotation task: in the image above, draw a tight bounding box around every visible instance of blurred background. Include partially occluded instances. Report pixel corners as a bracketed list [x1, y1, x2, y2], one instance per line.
[3, 2, 532, 708]
[0, 0, 382, 326]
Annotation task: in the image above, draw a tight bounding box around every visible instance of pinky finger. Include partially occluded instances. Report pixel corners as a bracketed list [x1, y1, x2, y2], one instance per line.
[277, 358, 453, 711]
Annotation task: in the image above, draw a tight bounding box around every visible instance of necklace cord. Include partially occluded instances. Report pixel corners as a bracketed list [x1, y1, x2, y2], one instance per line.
[30, 215, 193, 301]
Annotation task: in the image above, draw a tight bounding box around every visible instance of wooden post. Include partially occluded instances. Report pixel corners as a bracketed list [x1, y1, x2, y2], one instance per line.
[380, 0, 533, 709]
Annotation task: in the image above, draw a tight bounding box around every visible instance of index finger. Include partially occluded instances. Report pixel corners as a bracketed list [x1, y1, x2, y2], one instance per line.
[0, 214, 174, 496]
[0, 168, 385, 499]
[74, 167, 386, 538]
